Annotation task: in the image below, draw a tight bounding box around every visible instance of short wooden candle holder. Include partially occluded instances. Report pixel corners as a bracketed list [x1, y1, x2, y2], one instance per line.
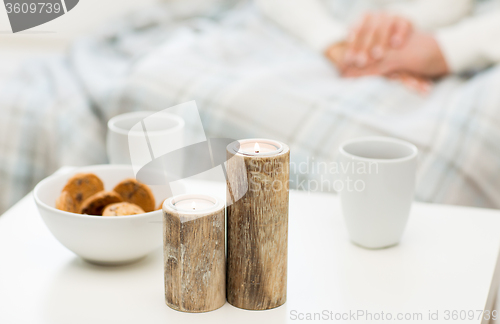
[226, 139, 290, 310]
[162, 194, 225, 313]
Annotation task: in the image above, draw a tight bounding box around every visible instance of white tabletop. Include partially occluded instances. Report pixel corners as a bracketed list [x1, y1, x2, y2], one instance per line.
[1, 178, 500, 324]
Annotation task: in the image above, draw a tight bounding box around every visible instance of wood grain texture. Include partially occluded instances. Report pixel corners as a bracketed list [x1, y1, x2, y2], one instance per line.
[163, 206, 225, 313]
[226, 144, 290, 310]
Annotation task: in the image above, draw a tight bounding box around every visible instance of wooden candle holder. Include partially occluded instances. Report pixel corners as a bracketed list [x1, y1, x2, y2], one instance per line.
[226, 139, 290, 310]
[162, 195, 225, 313]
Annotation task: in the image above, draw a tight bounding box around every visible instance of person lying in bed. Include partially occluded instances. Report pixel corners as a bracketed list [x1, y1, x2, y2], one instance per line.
[256, 0, 500, 92]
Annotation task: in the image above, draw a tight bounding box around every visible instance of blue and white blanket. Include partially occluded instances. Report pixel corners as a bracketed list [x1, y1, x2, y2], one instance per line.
[1, 0, 500, 213]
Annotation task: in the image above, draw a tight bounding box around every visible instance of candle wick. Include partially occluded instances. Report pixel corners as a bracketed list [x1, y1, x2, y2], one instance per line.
[254, 142, 260, 154]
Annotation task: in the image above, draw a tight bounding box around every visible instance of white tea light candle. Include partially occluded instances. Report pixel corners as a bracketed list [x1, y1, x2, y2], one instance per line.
[230, 138, 284, 156]
[169, 195, 218, 212]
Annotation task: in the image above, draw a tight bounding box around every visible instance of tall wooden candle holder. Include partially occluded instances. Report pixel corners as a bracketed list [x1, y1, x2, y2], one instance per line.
[226, 139, 290, 310]
[162, 194, 225, 313]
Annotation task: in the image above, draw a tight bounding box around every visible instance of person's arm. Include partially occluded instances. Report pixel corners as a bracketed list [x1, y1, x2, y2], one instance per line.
[435, 11, 500, 73]
[254, 0, 347, 52]
[387, 0, 473, 30]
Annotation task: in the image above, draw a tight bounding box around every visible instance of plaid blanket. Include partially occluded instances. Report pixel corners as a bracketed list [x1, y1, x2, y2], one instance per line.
[1, 1, 500, 213]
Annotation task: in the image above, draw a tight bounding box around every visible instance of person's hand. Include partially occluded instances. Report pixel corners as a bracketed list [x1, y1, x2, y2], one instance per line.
[325, 42, 348, 69]
[342, 32, 450, 78]
[345, 12, 413, 68]
[388, 73, 433, 94]
[324, 40, 433, 94]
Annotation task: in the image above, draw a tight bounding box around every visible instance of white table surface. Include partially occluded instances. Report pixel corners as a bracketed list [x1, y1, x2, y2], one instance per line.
[1, 177, 500, 324]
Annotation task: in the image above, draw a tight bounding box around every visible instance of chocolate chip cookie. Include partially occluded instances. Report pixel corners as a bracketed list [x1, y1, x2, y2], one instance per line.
[80, 191, 123, 215]
[62, 173, 104, 210]
[102, 202, 145, 216]
[55, 190, 78, 213]
[112, 178, 155, 212]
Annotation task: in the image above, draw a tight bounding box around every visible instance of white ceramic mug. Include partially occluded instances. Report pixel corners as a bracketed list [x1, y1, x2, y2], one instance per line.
[338, 136, 418, 249]
[107, 111, 185, 165]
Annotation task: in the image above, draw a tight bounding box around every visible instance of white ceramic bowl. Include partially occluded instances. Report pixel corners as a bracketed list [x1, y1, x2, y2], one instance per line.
[34, 165, 171, 265]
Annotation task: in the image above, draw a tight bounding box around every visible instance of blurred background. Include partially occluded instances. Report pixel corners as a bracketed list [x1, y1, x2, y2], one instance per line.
[0, 0, 159, 85]
[1, 0, 500, 214]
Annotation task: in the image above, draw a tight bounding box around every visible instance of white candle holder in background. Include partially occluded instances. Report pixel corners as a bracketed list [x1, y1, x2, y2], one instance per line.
[107, 111, 185, 166]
